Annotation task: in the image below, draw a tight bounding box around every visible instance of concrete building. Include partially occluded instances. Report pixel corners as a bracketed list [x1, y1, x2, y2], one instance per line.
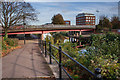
[76, 13, 95, 25]
[118, 1, 120, 20]
[64, 20, 71, 25]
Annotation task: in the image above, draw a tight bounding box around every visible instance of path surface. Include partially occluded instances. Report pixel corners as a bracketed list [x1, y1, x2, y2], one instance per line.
[2, 42, 54, 78]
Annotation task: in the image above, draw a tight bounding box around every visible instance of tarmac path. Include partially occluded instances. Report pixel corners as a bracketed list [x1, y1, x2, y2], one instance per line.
[2, 42, 54, 78]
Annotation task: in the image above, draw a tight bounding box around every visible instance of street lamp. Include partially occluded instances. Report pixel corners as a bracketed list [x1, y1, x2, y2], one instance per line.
[96, 10, 99, 25]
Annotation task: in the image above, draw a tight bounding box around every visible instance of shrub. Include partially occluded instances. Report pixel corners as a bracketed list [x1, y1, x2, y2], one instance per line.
[2, 40, 7, 50]
[4, 38, 18, 47]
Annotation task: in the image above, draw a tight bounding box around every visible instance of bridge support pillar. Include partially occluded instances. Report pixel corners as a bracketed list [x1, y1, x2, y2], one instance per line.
[77, 33, 78, 37]
[76, 38, 78, 43]
[80, 30, 82, 35]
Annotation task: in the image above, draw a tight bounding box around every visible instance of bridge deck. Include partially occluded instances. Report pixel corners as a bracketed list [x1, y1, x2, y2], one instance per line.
[2, 42, 54, 78]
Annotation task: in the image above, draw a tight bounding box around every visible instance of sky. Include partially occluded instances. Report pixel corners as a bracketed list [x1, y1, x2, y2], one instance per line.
[29, 2, 118, 25]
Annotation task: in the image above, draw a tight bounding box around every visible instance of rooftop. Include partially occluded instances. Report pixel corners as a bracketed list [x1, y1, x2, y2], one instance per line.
[76, 13, 94, 17]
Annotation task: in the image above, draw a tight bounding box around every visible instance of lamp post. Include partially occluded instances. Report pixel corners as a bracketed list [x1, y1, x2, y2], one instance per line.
[96, 10, 99, 25]
[23, 15, 26, 44]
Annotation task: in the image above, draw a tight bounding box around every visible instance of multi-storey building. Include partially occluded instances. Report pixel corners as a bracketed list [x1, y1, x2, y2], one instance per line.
[76, 13, 95, 25]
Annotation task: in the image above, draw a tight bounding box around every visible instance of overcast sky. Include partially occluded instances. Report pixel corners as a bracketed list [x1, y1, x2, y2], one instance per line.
[29, 2, 118, 25]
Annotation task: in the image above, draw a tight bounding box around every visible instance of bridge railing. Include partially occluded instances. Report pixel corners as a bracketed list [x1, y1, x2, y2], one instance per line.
[39, 40, 102, 80]
[8, 25, 95, 30]
[26, 25, 95, 28]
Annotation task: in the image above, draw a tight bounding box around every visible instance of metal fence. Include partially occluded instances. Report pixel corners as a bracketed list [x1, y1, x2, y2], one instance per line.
[39, 40, 102, 80]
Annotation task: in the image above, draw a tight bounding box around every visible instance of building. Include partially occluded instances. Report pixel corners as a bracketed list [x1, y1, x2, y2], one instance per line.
[64, 20, 71, 25]
[118, 1, 120, 20]
[76, 13, 95, 25]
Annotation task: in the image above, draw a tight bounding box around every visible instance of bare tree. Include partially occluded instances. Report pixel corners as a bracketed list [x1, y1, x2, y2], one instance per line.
[0, 2, 37, 38]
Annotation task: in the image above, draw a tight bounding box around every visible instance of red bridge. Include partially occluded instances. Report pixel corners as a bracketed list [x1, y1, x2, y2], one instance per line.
[1, 25, 95, 40]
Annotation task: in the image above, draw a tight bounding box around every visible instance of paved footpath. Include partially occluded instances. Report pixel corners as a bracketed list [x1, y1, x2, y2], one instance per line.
[2, 42, 54, 78]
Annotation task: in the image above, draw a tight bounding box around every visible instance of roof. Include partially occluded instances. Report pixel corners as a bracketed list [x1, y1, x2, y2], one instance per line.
[77, 13, 94, 16]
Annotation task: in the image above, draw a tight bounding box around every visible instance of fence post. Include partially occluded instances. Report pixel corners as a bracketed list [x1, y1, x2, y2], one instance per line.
[45, 41, 47, 57]
[49, 42, 52, 64]
[42, 40, 44, 54]
[39, 40, 41, 48]
[40, 40, 41, 48]
[95, 68, 102, 80]
[59, 46, 62, 80]
[41, 40, 43, 54]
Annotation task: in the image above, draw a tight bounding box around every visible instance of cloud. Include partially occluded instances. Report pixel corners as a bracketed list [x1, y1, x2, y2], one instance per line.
[30, 2, 118, 25]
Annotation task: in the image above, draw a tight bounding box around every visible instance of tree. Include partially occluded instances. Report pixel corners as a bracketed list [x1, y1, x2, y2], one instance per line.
[99, 16, 112, 29]
[0, 2, 37, 38]
[111, 16, 120, 29]
[45, 35, 54, 44]
[52, 32, 66, 44]
[51, 14, 65, 25]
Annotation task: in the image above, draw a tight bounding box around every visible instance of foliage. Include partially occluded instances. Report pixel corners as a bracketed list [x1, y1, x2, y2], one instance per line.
[99, 16, 112, 29]
[51, 14, 65, 25]
[96, 25, 103, 32]
[45, 35, 54, 44]
[96, 16, 120, 32]
[90, 32, 120, 56]
[2, 37, 19, 56]
[45, 32, 120, 79]
[49, 32, 66, 44]
[61, 41, 79, 57]
[4, 38, 18, 46]
[111, 16, 120, 29]
[81, 32, 120, 79]
[53, 32, 66, 44]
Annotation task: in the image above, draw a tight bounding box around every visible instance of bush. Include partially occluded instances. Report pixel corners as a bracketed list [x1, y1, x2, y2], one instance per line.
[85, 32, 120, 79]
[4, 38, 18, 47]
[62, 32, 120, 79]
[2, 38, 19, 56]
[2, 40, 7, 50]
[46, 32, 120, 79]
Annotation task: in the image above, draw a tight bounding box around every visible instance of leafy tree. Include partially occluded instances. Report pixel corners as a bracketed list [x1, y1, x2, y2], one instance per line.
[49, 32, 67, 44]
[51, 14, 65, 25]
[53, 32, 66, 44]
[45, 35, 54, 44]
[0, 2, 37, 38]
[99, 16, 112, 29]
[111, 16, 120, 29]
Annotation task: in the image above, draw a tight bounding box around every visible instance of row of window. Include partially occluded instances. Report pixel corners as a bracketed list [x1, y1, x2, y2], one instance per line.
[86, 17, 95, 19]
[77, 22, 95, 24]
[76, 17, 95, 19]
[76, 20, 95, 22]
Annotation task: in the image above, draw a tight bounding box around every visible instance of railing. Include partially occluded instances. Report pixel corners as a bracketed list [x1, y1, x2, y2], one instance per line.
[8, 25, 95, 30]
[39, 40, 102, 80]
